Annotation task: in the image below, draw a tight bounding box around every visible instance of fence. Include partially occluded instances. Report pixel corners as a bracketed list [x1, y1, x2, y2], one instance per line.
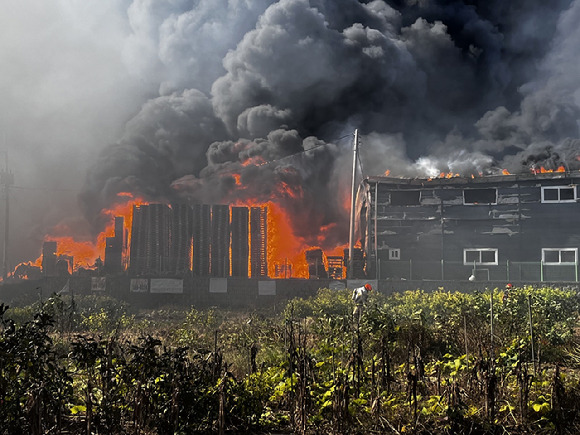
[376, 260, 580, 282]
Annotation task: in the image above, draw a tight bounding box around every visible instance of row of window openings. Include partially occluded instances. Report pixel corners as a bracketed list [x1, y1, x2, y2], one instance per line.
[388, 186, 577, 206]
[387, 248, 578, 265]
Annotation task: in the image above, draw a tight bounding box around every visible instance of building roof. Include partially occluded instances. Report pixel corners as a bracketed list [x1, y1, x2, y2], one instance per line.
[364, 171, 580, 187]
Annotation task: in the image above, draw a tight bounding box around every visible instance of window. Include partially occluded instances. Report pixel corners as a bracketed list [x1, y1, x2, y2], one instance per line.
[389, 248, 400, 260]
[390, 190, 420, 206]
[541, 186, 577, 203]
[464, 248, 498, 265]
[463, 188, 497, 204]
[542, 248, 577, 264]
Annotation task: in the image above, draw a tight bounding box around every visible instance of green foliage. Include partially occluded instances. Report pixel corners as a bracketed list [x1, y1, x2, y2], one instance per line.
[283, 287, 353, 318]
[1, 287, 580, 433]
[0, 300, 72, 434]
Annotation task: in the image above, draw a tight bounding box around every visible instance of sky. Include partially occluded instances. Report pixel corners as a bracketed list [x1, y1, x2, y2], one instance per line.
[1, 0, 580, 268]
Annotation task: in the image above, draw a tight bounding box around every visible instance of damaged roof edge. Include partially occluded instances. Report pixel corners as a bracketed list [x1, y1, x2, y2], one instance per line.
[364, 171, 580, 187]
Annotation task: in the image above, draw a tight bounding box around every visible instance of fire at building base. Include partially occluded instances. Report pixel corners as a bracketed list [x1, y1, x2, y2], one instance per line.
[2, 171, 580, 308]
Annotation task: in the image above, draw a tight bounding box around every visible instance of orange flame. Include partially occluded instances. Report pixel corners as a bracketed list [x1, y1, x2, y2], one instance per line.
[384, 169, 390, 176]
[234, 199, 310, 279]
[241, 156, 267, 167]
[12, 188, 347, 281]
[13, 193, 149, 274]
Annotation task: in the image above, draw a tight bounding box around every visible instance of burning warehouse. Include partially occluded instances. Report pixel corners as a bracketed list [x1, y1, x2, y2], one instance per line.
[358, 171, 580, 283]
[124, 203, 268, 278]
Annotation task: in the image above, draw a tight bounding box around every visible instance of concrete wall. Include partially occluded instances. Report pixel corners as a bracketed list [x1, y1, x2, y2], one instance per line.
[2, 276, 577, 310]
[0, 276, 336, 310]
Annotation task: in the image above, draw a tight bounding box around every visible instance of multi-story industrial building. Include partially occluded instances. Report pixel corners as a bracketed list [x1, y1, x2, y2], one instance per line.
[358, 172, 580, 282]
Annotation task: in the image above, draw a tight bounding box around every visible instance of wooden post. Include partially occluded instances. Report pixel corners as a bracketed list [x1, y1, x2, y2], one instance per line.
[528, 294, 536, 374]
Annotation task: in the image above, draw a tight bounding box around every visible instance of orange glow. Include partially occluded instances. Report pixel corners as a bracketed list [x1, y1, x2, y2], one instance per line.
[531, 165, 567, 175]
[502, 169, 511, 175]
[12, 187, 349, 281]
[241, 156, 267, 167]
[232, 194, 348, 279]
[342, 191, 351, 213]
[276, 181, 303, 200]
[15, 192, 149, 274]
[439, 172, 459, 179]
[233, 174, 242, 186]
[384, 169, 390, 176]
[48, 237, 97, 269]
[95, 193, 148, 258]
[234, 199, 310, 278]
[266, 202, 309, 278]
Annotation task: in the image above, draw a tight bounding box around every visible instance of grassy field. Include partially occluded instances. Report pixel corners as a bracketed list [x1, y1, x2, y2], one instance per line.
[2, 285, 580, 434]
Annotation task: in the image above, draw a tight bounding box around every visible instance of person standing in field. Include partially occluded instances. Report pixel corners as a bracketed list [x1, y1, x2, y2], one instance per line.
[352, 283, 373, 322]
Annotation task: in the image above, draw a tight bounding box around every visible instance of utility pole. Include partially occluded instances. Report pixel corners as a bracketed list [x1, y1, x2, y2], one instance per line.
[1, 153, 13, 281]
[348, 129, 359, 279]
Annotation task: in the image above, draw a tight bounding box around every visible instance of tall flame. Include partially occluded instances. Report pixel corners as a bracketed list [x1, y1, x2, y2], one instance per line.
[12, 193, 148, 274]
[11, 187, 348, 280]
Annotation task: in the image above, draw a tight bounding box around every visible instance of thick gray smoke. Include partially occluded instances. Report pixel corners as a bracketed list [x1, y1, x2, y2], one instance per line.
[4, 0, 580, 263]
[79, 0, 580, 250]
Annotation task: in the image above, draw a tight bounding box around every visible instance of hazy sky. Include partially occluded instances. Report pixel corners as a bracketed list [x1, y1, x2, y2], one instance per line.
[1, 0, 579, 267]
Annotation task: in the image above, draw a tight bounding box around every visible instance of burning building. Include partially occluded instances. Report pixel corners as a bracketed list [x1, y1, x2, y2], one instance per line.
[358, 171, 580, 283]
[126, 203, 268, 278]
[104, 217, 124, 274]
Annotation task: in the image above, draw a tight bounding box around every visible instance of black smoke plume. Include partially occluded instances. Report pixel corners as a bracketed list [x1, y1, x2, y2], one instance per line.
[79, 0, 580, 250]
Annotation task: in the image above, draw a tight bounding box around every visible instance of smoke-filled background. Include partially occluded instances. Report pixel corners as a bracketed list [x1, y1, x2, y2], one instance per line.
[2, 0, 580, 268]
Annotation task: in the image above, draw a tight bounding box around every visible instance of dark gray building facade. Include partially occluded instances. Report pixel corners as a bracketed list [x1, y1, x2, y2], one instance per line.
[359, 172, 580, 282]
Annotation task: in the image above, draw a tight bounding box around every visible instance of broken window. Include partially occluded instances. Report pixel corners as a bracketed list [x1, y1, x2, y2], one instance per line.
[390, 190, 420, 205]
[541, 186, 577, 203]
[464, 248, 498, 265]
[463, 188, 497, 204]
[542, 248, 577, 264]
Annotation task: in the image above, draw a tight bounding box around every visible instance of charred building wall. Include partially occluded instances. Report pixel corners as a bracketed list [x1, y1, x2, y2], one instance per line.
[104, 216, 124, 274]
[211, 204, 230, 277]
[129, 204, 173, 275]
[42, 241, 57, 276]
[250, 206, 268, 278]
[128, 203, 267, 278]
[231, 207, 249, 278]
[192, 204, 211, 276]
[360, 173, 580, 282]
[169, 204, 194, 273]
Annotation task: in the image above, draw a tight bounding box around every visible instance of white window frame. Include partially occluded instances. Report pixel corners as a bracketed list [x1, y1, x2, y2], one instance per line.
[541, 186, 577, 203]
[542, 248, 578, 265]
[463, 248, 498, 266]
[389, 248, 400, 260]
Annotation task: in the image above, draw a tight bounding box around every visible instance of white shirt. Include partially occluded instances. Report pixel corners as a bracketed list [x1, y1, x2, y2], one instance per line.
[352, 286, 369, 305]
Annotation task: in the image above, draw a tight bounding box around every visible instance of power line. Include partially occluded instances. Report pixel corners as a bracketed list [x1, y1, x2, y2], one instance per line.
[255, 133, 354, 167]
